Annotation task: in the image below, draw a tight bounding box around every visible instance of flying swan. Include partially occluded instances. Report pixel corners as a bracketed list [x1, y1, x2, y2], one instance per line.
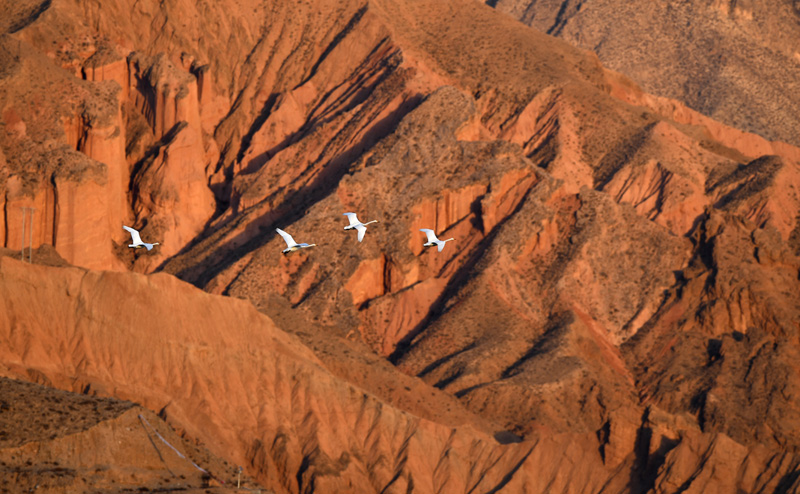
[343, 212, 378, 242]
[276, 228, 316, 254]
[420, 228, 454, 252]
[123, 225, 159, 251]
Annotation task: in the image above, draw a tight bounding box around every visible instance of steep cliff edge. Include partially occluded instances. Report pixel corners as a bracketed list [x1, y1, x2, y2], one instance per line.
[1, 3, 227, 271]
[0, 35, 125, 270]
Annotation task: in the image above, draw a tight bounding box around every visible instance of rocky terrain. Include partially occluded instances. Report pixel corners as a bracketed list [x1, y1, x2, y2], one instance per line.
[487, 0, 800, 146]
[1, 0, 800, 492]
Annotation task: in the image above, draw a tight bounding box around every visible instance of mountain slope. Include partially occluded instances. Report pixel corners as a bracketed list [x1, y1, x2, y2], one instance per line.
[0, 256, 618, 493]
[2, 0, 800, 492]
[0, 377, 247, 492]
[488, 0, 800, 146]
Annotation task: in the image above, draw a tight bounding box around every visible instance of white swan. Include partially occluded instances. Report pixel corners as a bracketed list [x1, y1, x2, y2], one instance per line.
[420, 228, 454, 252]
[276, 228, 316, 254]
[343, 212, 378, 242]
[123, 226, 159, 251]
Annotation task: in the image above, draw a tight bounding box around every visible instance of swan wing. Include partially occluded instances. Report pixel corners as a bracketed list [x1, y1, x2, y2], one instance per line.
[355, 224, 367, 242]
[437, 241, 446, 252]
[123, 225, 143, 245]
[419, 228, 438, 243]
[144, 243, 154, 251]
[276, 228, 297, 248]
[343, 212, 360, 226]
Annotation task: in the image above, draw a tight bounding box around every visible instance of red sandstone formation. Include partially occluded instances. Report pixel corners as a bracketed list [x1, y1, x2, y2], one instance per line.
[1, 10, 225, 271]
[0, 36, 126, 270]
[1, 256, 795, 493]
[2, 0, 800, 492]
[0, 257, 598, 493]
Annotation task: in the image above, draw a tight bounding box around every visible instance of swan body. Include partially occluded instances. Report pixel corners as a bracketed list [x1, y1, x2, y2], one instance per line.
[343, 212, 378, 242]
[276, 228, 316, 254]
[123, 226, 159, 251]
[420, 228, 454, 252]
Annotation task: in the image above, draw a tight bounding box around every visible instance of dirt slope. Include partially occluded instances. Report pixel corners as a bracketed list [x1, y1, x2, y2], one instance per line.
[0, 257, 619, 493]
[3, 254, 796, 493]
[488, 0, 800, 146]
[0, 377, 250, 492]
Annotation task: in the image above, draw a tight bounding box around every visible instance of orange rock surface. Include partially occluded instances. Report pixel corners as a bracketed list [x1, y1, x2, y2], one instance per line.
[0, 257, 615, 493]
[2, 0, 800, 491]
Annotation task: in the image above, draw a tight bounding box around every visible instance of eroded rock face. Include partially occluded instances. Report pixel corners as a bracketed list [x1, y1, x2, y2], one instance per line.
[0, 257, 617, 494]
[0, 30, 221, 271]
[626, 210, 800, 446]
[0, 36, 126, 270]
[394, 180, 689, 438]
[212, 88, 546, 358]
[128, 120, 215, 270]
[3, 0, 800, 491]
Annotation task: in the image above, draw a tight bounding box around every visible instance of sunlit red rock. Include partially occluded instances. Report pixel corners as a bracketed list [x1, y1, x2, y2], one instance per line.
[2, 0, 800, 491]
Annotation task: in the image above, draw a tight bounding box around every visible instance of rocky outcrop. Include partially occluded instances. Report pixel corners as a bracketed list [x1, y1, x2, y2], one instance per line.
[2, 174, 55, 253]
[114, 52, 223, 270]
[50, 152, 116, 271]
[345, 254, 387, 307]
[128, 53, 201, 140]
[82, 44, 128, 98]
[129, 120, 216, 270]
[0, 40, 119, 269]
[190, 62, 229, 135]
[394, 181, 688, 438]
[61, 81, 129, 251]
[626, 210, 800, 449]
[1, 148, 122, 271]
[0, 33, 222, 272]
[590, 97, 800, 241]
